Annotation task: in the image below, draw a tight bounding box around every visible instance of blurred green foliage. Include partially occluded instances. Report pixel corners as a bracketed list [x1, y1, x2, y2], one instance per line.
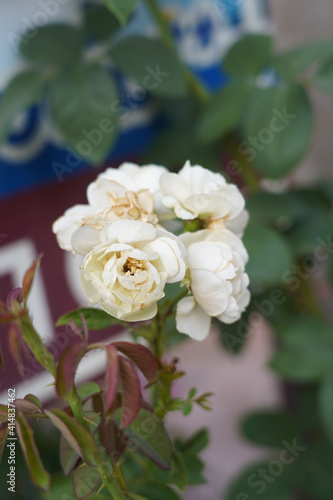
[1, 1, 333, 499]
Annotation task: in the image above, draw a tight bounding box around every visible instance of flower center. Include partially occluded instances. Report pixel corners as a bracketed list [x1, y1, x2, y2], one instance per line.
[122, 257, 145, 276]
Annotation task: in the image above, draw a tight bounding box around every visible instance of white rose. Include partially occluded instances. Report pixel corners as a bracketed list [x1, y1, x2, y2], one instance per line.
[160, 160, 248, 236]
[52, 162, 168, 253]
[176, 229, 250, 341]
[79, 220, 186, 321]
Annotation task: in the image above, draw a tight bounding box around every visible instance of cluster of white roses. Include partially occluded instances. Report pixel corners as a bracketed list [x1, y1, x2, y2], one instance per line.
[53, 161, 250, 341]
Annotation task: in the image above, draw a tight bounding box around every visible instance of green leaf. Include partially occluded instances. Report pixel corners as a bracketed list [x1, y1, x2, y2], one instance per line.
[243, 225, 292, 286]
[246, 192, 305, 226]
[113, 408, 172, 470]
[16, 411, 51, 490]
[182, 401, 192, 416]
[314, 59, 333, 96]
[0, 70, 45, 146]
[0, 427, 8, 463]
[188, 388, 197, 399]
[223, 34, 273, 76]
[169, 451, 187, 490]
[297, 442, 333, 500]
[77, 382, 101, 401]
[51, 65, 119, 164]
[273, 39, 333, 79]
[60, 434, 80, 476]
[198, 83, 251, 143]
[111, 37, 186, 97]
[241, 411, 299, 448]
[225, 459, 293, 500]
[270, 318, 333, 381]
[102, 0, 140, 25]
[72, 463, 101, 499]
[0, 404, 8, 423]
[84, 5, 120, 40]
[241, 84, 313, 179]
[143, 125, 220, 170]
[319, 375, 333, 440]
[41, 474, 74, 500]
[181, 429, 209, 455]
[134, 482, 181, 500]
[288, 211, 332, 255]
[57, 307, 122, 330]
[182, 455, 206, 485]
[218, 300, 256, 355]
[45, 409, 98, 466]
[20, 24, 83, 67]
[24, 394, 42, 410]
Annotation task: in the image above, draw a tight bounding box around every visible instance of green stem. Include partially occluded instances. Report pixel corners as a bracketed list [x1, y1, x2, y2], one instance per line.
[97, 458, 128, 499]
[112, 462, 128, 494]
[145, 0, 210, 103]
[145, 0, 174, 49]
[297, 271, 323, 319]
[225, 134, 261, 193]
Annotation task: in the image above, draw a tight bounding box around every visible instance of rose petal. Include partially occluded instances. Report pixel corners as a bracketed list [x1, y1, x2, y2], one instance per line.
[176, 296, 211, 341]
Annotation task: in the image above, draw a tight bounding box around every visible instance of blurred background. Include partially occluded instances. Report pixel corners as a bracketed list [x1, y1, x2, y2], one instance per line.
[0, 1, 333, 499]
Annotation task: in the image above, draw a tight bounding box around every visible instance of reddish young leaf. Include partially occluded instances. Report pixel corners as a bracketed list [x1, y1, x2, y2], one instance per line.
[80, 314, 89, 343]
[99, 417, 127, 459]
[0, 426, 8, 463]
[118, 357, 141, 428]
[24, 394, 42, 410]
[16, 411, 50, 490]
[104, 344, 119, 414]
[15, 399, 42, 415]
[56, 343, 87, 400]
[7, 287, 23, 308]
[45, 409, 98, 466]
[22, 253, 43, 304]
[113, 342, 158, 384]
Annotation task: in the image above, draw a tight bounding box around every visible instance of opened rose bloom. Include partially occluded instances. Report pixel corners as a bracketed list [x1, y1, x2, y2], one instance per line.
[79, 219, 186, 321]
[160, 160, 248, 236]
[52, 162, 168, 253]
[176, 229, 250, 340]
